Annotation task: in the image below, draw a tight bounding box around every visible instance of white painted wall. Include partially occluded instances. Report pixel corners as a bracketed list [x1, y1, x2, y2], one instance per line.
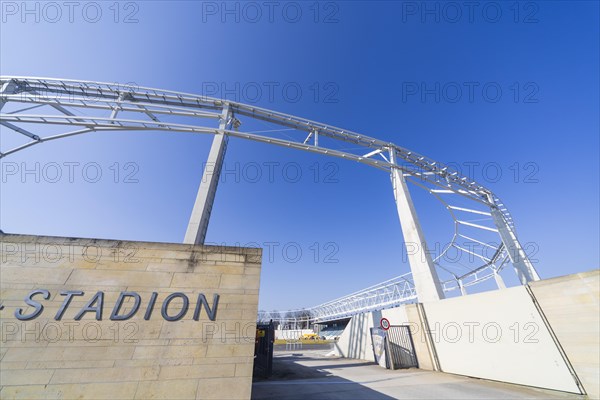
[332, 272, 598, 396]
[422, 286, 582, 394]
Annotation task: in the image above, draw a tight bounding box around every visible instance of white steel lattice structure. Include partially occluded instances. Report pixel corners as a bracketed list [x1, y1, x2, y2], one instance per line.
[258, 273, 417, 324]
[0, 77, 540, 321]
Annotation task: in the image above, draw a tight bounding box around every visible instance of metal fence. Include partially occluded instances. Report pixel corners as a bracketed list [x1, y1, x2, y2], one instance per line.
[385, 325, 418, 369]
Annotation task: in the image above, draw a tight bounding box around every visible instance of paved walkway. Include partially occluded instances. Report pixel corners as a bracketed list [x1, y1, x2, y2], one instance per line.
[252, 349, 584, 400]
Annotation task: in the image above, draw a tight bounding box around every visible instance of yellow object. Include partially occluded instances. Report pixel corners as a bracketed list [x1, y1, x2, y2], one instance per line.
[301, 333, 319, 340]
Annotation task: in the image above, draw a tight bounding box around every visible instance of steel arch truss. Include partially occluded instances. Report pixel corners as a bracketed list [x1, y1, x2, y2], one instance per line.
[257, 273, 417, 325]
[0, 76, 540, 312]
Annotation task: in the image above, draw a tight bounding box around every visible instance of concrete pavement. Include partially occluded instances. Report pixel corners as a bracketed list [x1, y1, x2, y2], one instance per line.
[252, 349, 584, 400]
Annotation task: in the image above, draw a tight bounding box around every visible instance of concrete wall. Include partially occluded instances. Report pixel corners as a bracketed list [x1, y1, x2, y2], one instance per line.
[421, 285, 581, 394]
[0, 234, 262, 400]
[403, 303, 436, 371]
[334, 307, 408, 361]
[333, 270, 600, 397]
[529, 270, 599, 399]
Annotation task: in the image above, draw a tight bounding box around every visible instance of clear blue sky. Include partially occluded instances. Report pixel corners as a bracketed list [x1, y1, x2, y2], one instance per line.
[1, 1, 598, 311]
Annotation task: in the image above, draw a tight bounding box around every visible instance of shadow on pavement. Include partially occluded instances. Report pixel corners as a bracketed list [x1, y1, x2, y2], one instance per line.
[251, 352, 397, 400]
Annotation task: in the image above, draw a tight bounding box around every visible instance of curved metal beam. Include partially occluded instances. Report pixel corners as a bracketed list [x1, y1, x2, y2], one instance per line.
[0, 76, 540, 309]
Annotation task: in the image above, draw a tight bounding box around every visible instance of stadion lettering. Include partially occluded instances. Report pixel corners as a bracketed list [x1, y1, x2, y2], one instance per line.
[3, 290, 219, 322]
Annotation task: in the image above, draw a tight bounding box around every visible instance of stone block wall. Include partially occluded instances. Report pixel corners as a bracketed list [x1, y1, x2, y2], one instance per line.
[0, 234, 262, 400]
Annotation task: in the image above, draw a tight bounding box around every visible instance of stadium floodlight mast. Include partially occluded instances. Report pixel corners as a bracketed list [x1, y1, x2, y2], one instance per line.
[0, 77, 540, 319]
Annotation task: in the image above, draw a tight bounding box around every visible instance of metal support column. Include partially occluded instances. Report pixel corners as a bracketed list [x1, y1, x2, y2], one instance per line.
[184, 104, 231, 245]
[493, 269, 507, 289]
[458, 280, 467, 296]
[390, 150, 444, 302]
[488, 196, 540, 284]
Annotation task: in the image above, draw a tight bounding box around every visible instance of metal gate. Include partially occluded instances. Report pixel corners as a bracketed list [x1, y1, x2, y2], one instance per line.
[253, 321, 275, 378]
[386, 325, 418, 369]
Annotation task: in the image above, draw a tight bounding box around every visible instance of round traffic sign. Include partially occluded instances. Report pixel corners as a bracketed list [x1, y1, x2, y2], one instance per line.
[380, 317, 390, 330]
